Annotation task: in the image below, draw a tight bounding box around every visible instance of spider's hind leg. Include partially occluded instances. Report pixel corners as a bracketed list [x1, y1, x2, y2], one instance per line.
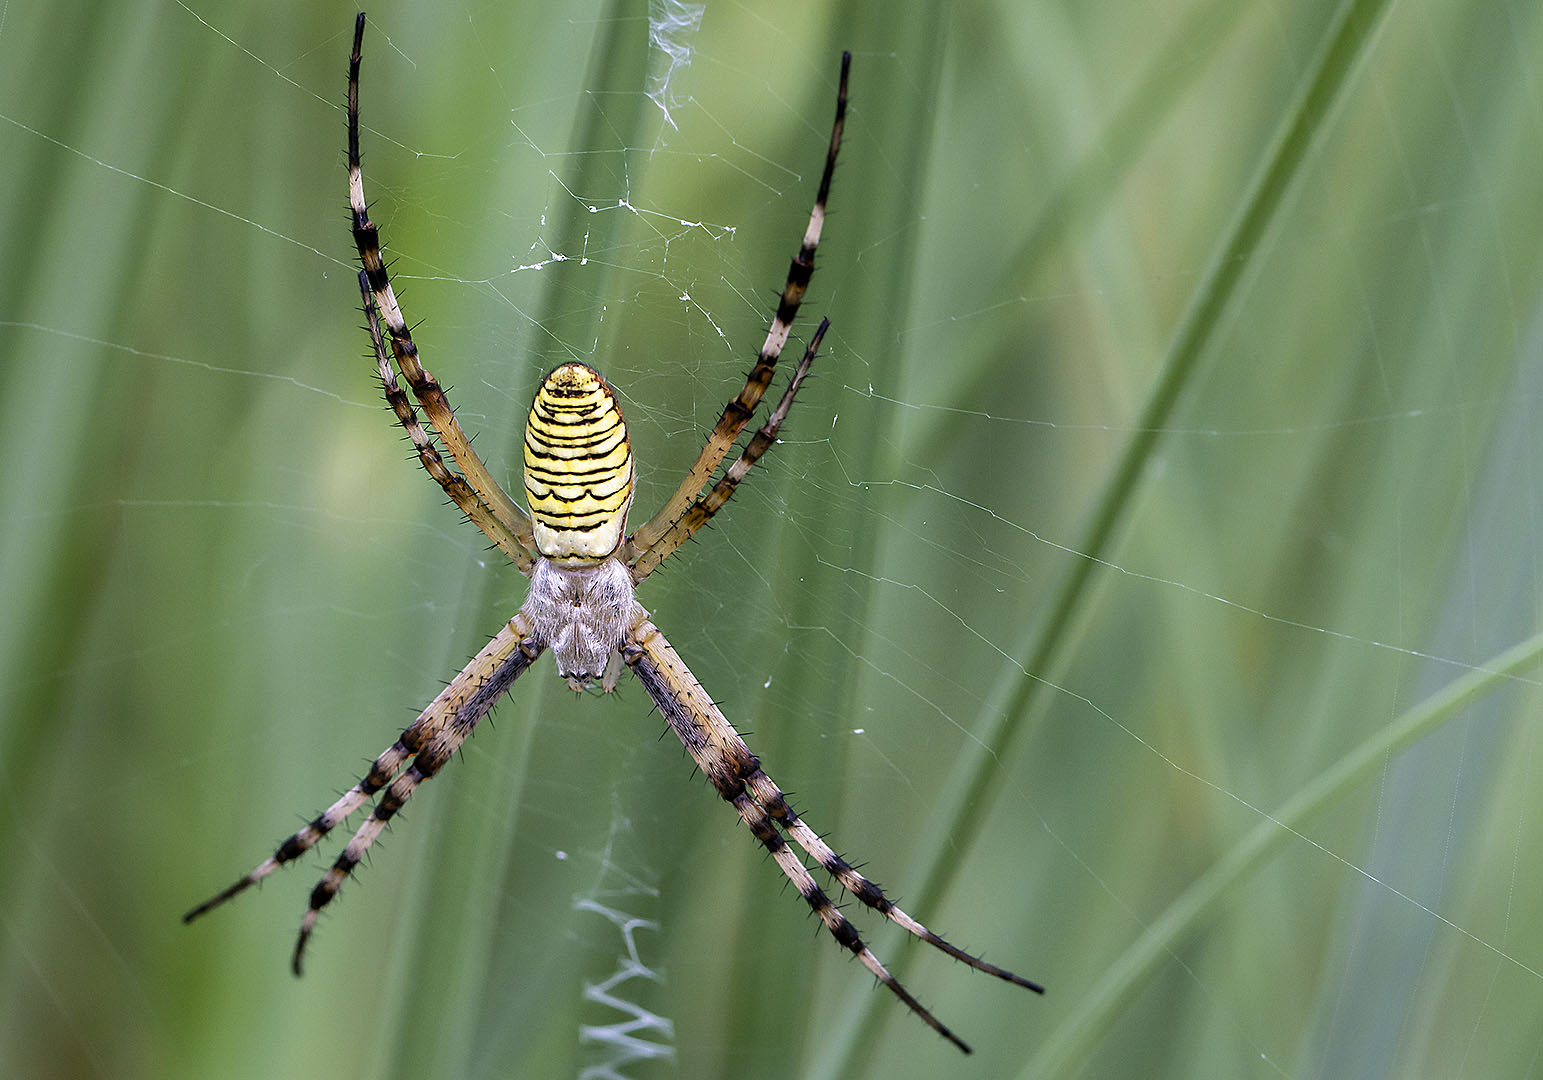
[348, 13, 537, 566]
[627, 319, 827, 582]
[622, 48, 849, 568]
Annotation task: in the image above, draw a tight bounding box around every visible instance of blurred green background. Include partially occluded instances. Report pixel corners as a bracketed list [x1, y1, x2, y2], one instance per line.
[4, 0, 1543, 1077]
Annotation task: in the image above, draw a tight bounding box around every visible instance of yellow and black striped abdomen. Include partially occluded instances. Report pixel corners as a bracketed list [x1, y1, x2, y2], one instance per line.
[523, 363, 635, 563]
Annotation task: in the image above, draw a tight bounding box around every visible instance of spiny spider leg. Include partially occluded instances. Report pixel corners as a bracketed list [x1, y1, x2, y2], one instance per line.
[623, 616, 1039, 1053]
[636, 316, 1041, 997]
[183, 619, 541, 937]
[628, 318, 828, 581]
[745, 771, 1045, 994]
[348, 13, 537, 563]
[361, 271, 535, 572]
[623, 53, 849, 564]
[291, 618, 542, 973]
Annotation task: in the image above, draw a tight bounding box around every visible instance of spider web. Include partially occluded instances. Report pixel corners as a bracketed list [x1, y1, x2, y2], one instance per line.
[2, 1, 1542, 1079]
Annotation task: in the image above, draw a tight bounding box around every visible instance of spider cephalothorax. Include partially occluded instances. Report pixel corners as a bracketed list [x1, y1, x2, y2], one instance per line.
[184, 12, 1043, 1054]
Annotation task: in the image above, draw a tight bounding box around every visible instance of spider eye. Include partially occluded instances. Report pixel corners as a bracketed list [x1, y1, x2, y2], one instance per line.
[523, 363, 636, 562]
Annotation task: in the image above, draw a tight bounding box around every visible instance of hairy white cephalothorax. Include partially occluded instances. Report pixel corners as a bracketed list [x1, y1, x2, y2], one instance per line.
[521, 556, 643, 690]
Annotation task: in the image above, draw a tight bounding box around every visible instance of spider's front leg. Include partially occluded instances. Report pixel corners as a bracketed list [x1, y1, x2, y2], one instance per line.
[621, 617, 1042, 1054]
[289, 615, 544, 972]
[184, 615, 545, 974]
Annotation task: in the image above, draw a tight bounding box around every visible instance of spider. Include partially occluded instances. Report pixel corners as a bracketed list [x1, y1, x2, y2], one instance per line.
[184, 12, 1044, 1054]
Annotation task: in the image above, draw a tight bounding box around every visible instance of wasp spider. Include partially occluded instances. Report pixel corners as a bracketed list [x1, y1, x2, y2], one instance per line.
[185, 13, 1044, 1053]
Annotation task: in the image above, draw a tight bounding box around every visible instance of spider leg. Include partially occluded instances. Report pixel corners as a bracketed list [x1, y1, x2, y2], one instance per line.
[732, 786, 972, 1052]
[183, 618, 541, 928]
[744, 771, 1045, 994]
[290, 613, 543, 974]
[623, 616, 1011, 1054]
[622, 52, 849, 564]
[348, 13, 537, 564]
[629, 319, 827, 581]
[361, 272, 535, 574]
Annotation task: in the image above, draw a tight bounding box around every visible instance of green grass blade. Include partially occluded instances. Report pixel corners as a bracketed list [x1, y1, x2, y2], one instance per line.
[1029, 630, 1543, 1077]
